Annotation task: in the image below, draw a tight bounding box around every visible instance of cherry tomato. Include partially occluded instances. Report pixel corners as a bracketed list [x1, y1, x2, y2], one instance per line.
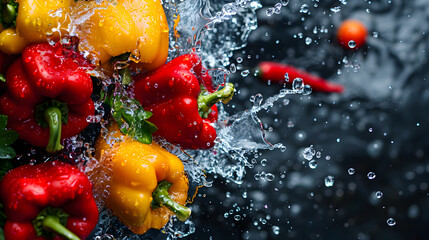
[337, 19, 367, 49]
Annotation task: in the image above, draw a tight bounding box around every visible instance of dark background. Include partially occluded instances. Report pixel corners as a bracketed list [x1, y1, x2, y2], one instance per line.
[189, 0, 429, 239]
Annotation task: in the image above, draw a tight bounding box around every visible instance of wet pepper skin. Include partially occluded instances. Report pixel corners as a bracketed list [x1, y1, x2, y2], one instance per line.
[133, 54, 234, 149]
[0, 161, 99, 240]
[73, 0, 169, 70]
[2, 0, 168, 70]
[0, 43, 94, 151]
[92, 125, 190, 234]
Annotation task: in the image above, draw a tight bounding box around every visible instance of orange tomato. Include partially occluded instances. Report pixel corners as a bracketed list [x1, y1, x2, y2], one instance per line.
[337, 19, 367, 49]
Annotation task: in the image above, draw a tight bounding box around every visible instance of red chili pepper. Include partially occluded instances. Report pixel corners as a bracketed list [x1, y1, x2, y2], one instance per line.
[257, 61, 344, 93]
[0, 43, 95, 152]
[132, 53, 235, 149]
[0, 161, 99, 240]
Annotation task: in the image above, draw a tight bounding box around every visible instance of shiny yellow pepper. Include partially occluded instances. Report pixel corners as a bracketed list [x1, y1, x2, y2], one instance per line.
[73, 0, 169, 70]
[91, 125, 191, 234]
[1, 0, 168, 71]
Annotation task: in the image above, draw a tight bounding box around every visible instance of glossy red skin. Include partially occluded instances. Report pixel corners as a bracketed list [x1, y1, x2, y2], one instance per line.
[133, 53, 218, 149]
[0, 161, 99, 240]
[257, 61, 344, 93]
[0, 51, 19, 94]
[0, 43, 94, 148]
[337, 19, 367, 49]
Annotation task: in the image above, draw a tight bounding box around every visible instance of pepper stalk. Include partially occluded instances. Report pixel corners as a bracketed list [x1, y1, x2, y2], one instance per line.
[34, 100, 68, 153]
[198, 83, 235, 118]
[151, 181, 191, 222]
[33, 207, 80, 240]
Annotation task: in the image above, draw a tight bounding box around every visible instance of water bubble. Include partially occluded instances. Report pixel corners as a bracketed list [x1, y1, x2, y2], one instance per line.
[274, 3, 282, 14]
[348, 40, 357, 48]
[309, 160, 318, 169]
[236, 57, 243, 63]
[324, 176, 335, 187]
[386, 218, 396, 226]
[265, 173, 275, 181]
[375, 191, 383, 199]
[280, 0, 289, 6]
[348, 168, 356, 175]
[303, 145, 316, 160]
[300, 4, 309, 13]
[261, 159, 267, 166]
[272, 225, 280, 235]
[292, 78, 304, 92]
[249, 93, 264, 106]
[241, 70, 250, 77]
[303, 85, 312, 95]
[266, 8, 274, 16]
[230, 63, 237, 73]
[234, 215, 242, 221]
[284, 73, 289, 82]
[305, 37, 312, 45]
[367, 172, 376, 180]
[330, 6, 341, 13]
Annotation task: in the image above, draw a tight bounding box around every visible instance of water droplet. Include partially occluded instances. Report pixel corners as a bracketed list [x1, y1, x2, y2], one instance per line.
[348, 168, 355, 175]
[348, 40, 357, 48]
[303, 145, 316, 160]
[284, 73, 289, 82]
[292, 78, 304, 92]
[300, 4, 309, 13]
[274, 3, 282, 14]
[272, 225, 280, 235]
[266, 8, 274, 16]
[367, 172, 376, 180]
[265, 173, 275, 181]
[324, 176, 335, 187]
[234, 215, 242, 221]
[230, 63, 236, 73]
[280, 0, 289, 6]
[330, 6, 341, 13]
[261, 159, 267, 166]
[375, 191, 383, 199]
[386, 218, 396, 226]
[236, 57, 243, 63]
[303, 85, 312, 95]
[305, 37, 312, 45]
[309, 160, 318, 169]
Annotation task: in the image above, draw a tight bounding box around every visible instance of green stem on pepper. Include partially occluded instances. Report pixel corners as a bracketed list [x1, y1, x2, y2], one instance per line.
[44, 107, 63, 153]
[0, 0, 19, 29]
[42, 215, 80, 240]
[35, 100, 68, 153]
[198, 82, 235, 118]
[151, 181, 191, 222]
[33, 207, 79, 240]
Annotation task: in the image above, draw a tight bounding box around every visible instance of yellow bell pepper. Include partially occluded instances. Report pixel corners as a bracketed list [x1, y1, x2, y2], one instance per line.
[0, 28, 27, 54]
[15, 0, 72, 43]
[72, 0, 169, 70]
[90, 125, 191, 234]
[1, 0, 168, 71]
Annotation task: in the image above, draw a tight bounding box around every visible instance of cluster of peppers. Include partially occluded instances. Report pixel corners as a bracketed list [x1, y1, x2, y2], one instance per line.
[0, 0, 236, 239]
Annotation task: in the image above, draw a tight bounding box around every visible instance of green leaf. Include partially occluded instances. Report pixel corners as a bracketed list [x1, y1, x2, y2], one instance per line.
[0, 228, 4, 240]
[0, 115, 6, 130]
[109, 94, 157, 144]
[0, 161, 12, 180]
[0, 130, 18, 146]
[0, 146, 15, 160]
[0, 115, 18, 159]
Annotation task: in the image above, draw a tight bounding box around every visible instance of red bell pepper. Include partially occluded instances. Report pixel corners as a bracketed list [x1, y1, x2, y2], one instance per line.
[132, 53, 235, 149]
[257, 61, 344, 93]
[0, 43, 95, 152]
[0, 161, 99, 240]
